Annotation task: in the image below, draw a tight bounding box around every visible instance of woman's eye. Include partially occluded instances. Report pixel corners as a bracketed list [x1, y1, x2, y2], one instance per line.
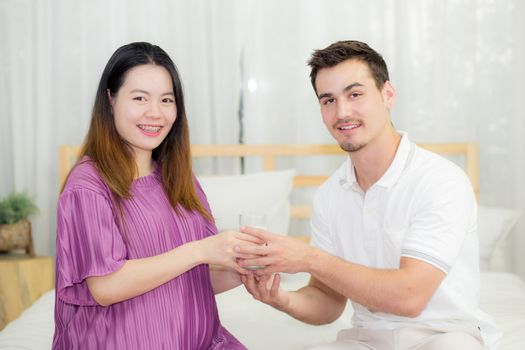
[162, 98, 174, 103]
[133, 96, 146, 102]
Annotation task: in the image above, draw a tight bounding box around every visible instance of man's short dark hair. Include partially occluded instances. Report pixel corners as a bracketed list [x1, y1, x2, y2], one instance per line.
[307, 40, 389, 94]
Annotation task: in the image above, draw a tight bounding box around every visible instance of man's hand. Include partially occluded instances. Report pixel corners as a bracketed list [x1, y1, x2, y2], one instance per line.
[235, 226, 316, 274]
[240, 272, 291, 311]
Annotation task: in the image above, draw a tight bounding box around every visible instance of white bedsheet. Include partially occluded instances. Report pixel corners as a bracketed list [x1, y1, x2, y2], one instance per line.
[0, 289, 54, 349]
[217, 272, 525, 349]
[1, 272, 524, 349]
[217, 273, 353, 350]
[478, 272, 525, 350]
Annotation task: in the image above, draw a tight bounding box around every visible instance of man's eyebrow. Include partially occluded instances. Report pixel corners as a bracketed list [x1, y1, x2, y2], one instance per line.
[318, 82, 365, 100]
[318, 92, 333, 100]
[343, 82, 364, 92]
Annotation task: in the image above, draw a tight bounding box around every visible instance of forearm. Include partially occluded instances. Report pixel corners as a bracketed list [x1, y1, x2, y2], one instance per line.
[87, 240, 202, 306]
[310, 257, 406, 315]
[284, 283, 346, 325]
[237, 227, 443, 318]
[307, 251, 440, 317]
[210, 266, 241, 294]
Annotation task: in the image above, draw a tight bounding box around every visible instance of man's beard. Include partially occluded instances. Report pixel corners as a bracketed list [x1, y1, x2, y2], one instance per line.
[339, 141, 365, 153]
[332, 119, 365, 152]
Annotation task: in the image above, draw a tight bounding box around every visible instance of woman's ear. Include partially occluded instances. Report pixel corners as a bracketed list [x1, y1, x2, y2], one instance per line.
[107, 89, 115, 114]
[107, 89, 113, 105]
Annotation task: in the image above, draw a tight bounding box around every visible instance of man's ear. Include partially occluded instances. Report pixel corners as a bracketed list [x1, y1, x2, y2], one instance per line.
[381, 81, 396, 110]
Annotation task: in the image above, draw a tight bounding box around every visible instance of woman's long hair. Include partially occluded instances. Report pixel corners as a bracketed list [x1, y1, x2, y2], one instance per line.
[75, 42, 210, 220]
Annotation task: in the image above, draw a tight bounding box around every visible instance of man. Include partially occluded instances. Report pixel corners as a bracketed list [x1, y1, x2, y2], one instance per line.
[236, 40, 499, 349]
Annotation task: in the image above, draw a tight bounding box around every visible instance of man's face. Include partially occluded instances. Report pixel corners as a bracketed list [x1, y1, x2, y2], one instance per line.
[315, 59, 395, 152]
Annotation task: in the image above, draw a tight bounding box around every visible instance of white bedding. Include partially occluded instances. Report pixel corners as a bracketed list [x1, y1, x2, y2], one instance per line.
[1, 272, 524, 350]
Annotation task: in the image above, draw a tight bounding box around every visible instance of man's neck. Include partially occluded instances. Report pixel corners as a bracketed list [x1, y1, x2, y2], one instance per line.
[350, 128, 401, 192]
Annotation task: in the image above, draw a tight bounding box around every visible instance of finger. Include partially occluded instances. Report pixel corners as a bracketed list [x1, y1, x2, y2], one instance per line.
[230, 258, 250, 275]
[256, 273, 271, 285]
[245, 273, 261, 299]
[255, 274, 272, 297]
[269, 273, 281, 298]
[234, 252, 266, 260]
[240, 274, 249, 288]
[234, 244, 270, 256]
[238, 256, 273, 269]
[233, 264, 249, 275]
[265, 273, 275, 290]
[238, 253, 268, 268]
[255, 265, 279, 276]
[239, 226, 271, 240]
[234, 231, 266, 244]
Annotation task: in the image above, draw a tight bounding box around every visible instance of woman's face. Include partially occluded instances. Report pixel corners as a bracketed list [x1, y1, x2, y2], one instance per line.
[109, 64, 177, 160]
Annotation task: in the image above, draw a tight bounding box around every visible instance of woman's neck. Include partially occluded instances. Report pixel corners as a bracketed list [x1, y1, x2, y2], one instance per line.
[134, 151, 154, 178]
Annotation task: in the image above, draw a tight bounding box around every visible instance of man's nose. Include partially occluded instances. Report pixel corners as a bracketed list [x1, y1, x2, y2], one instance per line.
[336, 100, 352, 119]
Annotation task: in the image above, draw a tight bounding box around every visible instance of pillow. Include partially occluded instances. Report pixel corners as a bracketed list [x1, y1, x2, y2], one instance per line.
[197, 169, 296, 234]
[478, 205, 520, 271]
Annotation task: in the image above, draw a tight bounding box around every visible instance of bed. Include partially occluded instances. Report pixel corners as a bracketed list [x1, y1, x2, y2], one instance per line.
[0, 143, 523, 349]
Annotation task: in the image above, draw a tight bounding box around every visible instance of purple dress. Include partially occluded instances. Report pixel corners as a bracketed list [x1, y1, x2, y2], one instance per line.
[52, 158, 246, 350]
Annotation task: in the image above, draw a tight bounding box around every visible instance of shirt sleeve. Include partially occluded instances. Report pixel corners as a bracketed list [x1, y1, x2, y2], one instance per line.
[401, 171, 477, 273]
[55, 188, 127, 305]
[310, 187, 337, 255]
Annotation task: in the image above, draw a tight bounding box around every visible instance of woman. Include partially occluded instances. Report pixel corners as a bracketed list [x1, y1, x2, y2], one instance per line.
[53, 42, 259, 349]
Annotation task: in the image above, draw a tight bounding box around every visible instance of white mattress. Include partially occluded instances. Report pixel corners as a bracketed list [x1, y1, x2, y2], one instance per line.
[1, 272, 524, 349]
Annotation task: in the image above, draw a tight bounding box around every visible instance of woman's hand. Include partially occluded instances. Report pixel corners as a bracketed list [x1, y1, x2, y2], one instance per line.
[198, 230, 265, 274]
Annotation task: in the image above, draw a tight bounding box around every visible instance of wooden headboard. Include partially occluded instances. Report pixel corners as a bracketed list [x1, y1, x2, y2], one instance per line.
[59, 143, 479, 222]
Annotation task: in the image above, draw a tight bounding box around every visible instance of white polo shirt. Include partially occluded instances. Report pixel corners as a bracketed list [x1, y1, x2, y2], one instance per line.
[311, 132, 500, 349]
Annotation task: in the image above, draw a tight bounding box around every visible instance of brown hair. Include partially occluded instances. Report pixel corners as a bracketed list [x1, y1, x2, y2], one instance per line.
[74, 42, 211, 221]
[307, 40, 389, 94]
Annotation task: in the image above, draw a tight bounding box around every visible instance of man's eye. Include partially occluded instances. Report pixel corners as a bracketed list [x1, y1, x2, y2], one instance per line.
[322, 98, 335, 105]
[350, 93, 361, 99]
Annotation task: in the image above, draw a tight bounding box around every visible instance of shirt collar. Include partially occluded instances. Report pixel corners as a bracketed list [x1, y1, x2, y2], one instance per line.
[375, 131, 412, 188]
[341, 131, 413, 191]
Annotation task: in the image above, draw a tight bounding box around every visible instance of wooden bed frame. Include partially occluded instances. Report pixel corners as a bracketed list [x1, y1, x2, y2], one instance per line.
[59, 143, 479, 223]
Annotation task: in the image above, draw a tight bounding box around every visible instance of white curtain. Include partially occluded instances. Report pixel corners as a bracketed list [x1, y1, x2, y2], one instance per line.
[0, 0, 250, 255]
[240, 0, 525, 276]
[1, 0, 524, 277]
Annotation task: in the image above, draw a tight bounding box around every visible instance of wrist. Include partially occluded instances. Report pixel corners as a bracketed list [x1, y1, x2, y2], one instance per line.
[185, 239, 205, 266]
[275, 290, 293, 313]
[304, 246, 323, 274]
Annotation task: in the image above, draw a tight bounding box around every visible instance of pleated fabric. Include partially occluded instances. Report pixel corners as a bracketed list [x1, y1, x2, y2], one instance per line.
[52, 158, 246, 350]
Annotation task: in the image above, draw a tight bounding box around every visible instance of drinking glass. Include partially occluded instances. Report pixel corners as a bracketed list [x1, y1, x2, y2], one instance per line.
[239, 213, 267, 270]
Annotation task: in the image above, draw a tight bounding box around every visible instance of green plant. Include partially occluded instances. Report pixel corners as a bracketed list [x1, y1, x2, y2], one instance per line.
[0, 192, 39, 225]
